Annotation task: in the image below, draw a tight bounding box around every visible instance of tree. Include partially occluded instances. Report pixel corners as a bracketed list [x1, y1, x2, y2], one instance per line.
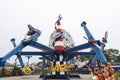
[114, 71, 120, 80]
[103, 48, 120, 62]
[77, 48, 120, 63]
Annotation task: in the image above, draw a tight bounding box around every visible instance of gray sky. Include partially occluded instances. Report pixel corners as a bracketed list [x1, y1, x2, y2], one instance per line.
[0, 0, 120, 64]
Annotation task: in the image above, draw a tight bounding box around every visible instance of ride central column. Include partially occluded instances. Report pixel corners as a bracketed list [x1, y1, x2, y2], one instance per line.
[51, 16, 67, 76]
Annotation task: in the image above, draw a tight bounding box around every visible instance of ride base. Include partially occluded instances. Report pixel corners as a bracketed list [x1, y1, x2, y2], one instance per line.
[40, 74, 80, 80]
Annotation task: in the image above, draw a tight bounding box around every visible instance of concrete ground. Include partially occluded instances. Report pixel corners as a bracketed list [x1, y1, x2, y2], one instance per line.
[0, 74, 91, 80]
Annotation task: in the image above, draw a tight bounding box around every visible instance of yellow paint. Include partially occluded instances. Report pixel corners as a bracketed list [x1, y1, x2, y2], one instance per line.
[51, 64, 74, 72]
[21, 66, 31, 74]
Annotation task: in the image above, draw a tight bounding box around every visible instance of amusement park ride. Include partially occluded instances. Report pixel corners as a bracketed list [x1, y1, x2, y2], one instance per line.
[0, 15, 115, 80]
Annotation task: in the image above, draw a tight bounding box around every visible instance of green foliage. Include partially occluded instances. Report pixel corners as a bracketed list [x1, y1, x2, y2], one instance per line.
[78, 55, 92, 62]
[42, 68, 50, 75]
[114, 71, 120, 80]
[103, 48, 120, 62]
[77, 48, 120, 62]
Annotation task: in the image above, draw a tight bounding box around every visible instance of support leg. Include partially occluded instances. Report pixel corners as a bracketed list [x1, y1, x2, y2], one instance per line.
[17, 55, 24, 67]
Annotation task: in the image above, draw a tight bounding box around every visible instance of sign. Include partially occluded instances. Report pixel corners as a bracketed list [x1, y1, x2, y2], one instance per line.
[51, 64, 74, 72]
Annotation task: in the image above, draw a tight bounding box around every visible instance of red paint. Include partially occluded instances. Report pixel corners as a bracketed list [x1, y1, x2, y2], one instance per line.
[88, 40, 95, 44]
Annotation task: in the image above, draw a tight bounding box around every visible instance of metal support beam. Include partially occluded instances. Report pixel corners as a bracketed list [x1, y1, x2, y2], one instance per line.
[29, 41, 54, 53]
[11, 38, 16, 47]
[81, 21, 95, 40]
[66, 52, 96, 61]
[92, 45, 107, 64]
[11, 38, 25, 67]
[17, 54, 24, 67]
[64, 43, 91, 61]
[18, 52, 53, 61]
[2, 42, 27, 62]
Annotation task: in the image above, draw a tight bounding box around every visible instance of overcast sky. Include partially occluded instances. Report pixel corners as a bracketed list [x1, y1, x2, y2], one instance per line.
[0, 0, 120, 64]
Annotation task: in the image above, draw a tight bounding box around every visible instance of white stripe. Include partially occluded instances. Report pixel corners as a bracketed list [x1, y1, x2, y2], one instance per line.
[59, 55, 63, 61]
[52, 71, 56, 75]
[56, 61, 60, 65]
[56, 25, 61, 29]
[60, 71, 65, 74]
[55, 32, 61, 35]
[54, 41, 64, 46]
[51, 62, 55, 75]
[63, 61, 66, 64]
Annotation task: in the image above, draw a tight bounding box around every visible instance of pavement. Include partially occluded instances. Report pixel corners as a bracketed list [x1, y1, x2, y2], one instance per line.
[0, 74, 91, 80]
